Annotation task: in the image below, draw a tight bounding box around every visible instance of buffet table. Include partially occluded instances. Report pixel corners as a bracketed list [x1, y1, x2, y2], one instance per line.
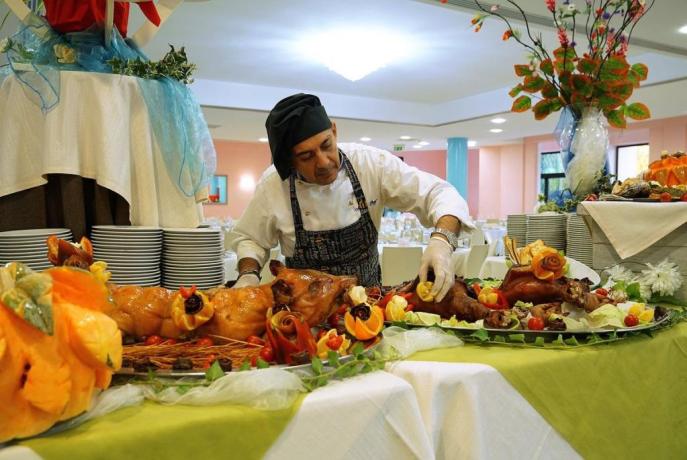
[3, 321, 685, 460]
[0, 72, 206, 233]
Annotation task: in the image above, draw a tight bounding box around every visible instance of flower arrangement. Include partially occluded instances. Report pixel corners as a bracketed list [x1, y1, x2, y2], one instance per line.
[468, 0, 654, 128]
[604, 259, 683, 302]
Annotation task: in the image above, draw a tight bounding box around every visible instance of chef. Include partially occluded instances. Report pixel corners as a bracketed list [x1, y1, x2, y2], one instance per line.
[230, 93, 473, 301]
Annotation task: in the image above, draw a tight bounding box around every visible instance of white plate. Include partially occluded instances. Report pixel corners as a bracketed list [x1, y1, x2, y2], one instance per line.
[0, 228, 71, 237]
[92, 225, 161, 231]
[92, 235, 162, 242]
[163, 276, 224, 283]
[163, 228, 221, 234]
[94, 248, 161, 255]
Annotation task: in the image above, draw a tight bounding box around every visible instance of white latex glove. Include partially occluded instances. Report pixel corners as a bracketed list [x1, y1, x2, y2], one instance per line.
[233, 273, 260, 288]
[419, 237, 455, 302]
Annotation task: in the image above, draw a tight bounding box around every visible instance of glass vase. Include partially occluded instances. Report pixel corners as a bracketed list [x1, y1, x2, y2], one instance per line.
[558, 106, 609, 199]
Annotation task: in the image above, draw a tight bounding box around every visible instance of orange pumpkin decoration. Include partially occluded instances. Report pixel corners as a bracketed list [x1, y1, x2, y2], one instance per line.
[643, 152, 687, 187]
[0, 265, 122, 442]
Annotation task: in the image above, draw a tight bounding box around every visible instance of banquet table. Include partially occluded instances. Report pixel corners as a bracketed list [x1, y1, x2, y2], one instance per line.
[0, 72, 206, 231]
[2, 320, 685, 460]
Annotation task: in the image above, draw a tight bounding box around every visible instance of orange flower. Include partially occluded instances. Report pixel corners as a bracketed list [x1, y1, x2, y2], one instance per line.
[532, 248, 566, 281]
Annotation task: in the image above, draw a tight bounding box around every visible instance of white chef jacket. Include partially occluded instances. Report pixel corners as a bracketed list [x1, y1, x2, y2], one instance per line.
[229, 143, 473, 267]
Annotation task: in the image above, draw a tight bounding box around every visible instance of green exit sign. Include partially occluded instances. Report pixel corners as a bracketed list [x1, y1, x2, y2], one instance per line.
[393, 144, 405, 151]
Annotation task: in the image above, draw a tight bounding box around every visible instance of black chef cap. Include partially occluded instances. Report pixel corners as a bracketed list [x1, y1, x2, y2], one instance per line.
[265, 93, 333, 180]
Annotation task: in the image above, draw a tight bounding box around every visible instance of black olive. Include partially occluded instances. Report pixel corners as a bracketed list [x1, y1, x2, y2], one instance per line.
[547, 317, 567, 331]
[350, 303, 371, 320]
[218, 358, 233, 372]
[172, 357, 194, 370]
[133, 358, 155, 372]
[290, 351, 311, 365]
[184, 293, 203, 314]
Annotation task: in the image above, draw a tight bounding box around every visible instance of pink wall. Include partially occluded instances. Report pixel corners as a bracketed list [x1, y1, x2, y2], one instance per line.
[202, 140, 272, 220]
[204, 143, 451, 220]
[474, 114, 687, 219]
[394, 149, 446, 179]
[467, 148, 480, 217]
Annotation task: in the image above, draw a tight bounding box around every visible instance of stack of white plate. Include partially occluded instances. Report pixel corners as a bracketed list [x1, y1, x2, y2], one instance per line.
[0, 228, 72, 271]
[506, 214, 527, 248]
[526, 214, 567, 252]
[566, 214, 593, 266]
[162, 228, 224, 290]
[91, 226, 162, 286]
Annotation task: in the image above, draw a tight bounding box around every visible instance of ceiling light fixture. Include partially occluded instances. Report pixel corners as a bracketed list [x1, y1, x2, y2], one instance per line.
[258, 137, 268, 143]
[400, 135, 412, 140]
[360, 137, 371, 142]
[296, 28, 417, 81]
[679, 24, 687, 34]
[490, 128, 503, 133]
[418, 141, 430, 146]
[490, 117, 507, 124]
[467, 140, 477, 148]
[413, 144, 423, 149]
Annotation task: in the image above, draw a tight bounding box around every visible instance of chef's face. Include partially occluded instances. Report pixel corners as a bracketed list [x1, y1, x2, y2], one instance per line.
[291, 123, 340, 185]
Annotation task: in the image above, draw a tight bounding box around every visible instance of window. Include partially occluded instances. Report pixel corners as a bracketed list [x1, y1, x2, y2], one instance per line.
[616, 144, 649, 182]
[539, 151, 567, 202]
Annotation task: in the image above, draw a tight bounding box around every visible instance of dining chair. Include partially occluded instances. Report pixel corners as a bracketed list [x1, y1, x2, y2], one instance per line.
[381, 246, 423, 286]
[470, 227, 485, 246]
[464, 244, 489, 279]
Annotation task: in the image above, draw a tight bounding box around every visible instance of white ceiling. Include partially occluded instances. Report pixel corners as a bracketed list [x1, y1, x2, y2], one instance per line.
[2, 0, 686, 150]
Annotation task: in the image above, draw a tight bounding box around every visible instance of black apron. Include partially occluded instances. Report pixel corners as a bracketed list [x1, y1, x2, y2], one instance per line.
[285, 152, 381, 286]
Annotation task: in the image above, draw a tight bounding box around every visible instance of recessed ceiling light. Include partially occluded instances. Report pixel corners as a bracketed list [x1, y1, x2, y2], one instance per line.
[418, 141, 430, 146]
[360, 136, 371, 142]
[258, 137, 269, 143]
[400, 135, 412, 140]
[296, 29, 418, 81]
[467, 140, 477, 148]
[413, 144, 423, 149]
[489, 128, 503, 133]
[679, 24, 687, 34]
[490, 117, 507, 124]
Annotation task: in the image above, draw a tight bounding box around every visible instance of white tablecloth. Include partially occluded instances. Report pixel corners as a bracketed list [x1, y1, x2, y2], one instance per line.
[0, 71, 205, 228]
[388, 361, 579, 460]
[479, 256, 601, 286]
[0, 364, 578, 460]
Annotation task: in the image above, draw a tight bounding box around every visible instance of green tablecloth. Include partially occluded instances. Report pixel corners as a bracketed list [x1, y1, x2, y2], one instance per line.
[410, 322, 687, 460]
[21, 397, 304, 460]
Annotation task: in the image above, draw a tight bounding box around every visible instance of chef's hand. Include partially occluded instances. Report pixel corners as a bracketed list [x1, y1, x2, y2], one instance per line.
[233, 273, 260, 288]
[419, 236, 455, 302]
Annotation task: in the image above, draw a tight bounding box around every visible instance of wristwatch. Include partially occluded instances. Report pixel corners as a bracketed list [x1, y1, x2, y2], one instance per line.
[431, 228, 460, 251]
[239, 269, 262, 281]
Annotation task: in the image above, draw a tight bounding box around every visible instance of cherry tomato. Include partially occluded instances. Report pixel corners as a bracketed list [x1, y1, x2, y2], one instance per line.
[527, 317, 545, 331]
[659, 192, 672, 202]
[326, 335, 344, 351]
[161, 338, 177, 345]
[202, 353, 218, 369]
[259, 346, 274, 362]
[327, 314, 340, 328]
[624, 314, 639, 327]
[681, 193, 687, 202]
[246, 335, 265, 346]
[144, 335, 162, 346]
[195, 337, 214, 347]
[595, 288, 608, 297]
